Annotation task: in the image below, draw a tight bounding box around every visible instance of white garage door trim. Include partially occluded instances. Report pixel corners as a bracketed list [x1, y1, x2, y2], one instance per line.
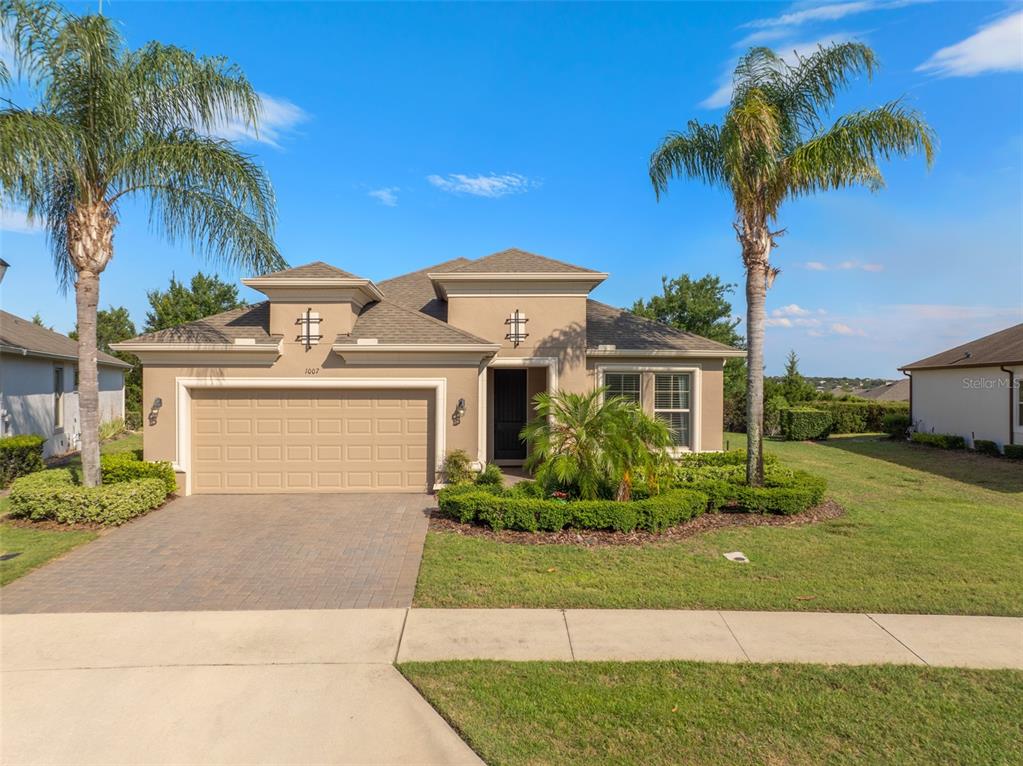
[175, 377, 447, 495]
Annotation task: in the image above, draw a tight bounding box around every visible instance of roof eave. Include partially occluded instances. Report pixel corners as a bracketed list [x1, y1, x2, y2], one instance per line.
[428, 271, 609, 300]
[899, 359, 1023, 372]
[241, 277, 385, 302]
[587, 348, 747, 358]
[0, 344, 132, 369]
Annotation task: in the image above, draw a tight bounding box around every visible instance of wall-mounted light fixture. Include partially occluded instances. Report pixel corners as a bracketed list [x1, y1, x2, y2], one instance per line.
[505, 309, 528, 347]
[452, 397, 467, 426]
[148, 397, 163, 426]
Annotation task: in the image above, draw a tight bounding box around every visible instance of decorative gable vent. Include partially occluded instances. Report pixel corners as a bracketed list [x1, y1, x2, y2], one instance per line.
[505, 309, 529, 347]
[296, 308, 323, 350]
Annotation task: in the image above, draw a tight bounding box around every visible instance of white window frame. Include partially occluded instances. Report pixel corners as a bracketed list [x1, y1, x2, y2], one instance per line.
[654, 372, 693, 450]
[53, 366, 64, 432]
[595, 363, 702, 453]
[477, 357, 559, 465]
[603, 371, 642, 405]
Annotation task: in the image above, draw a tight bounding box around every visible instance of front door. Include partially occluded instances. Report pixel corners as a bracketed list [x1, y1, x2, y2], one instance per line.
[493, 369, 528, 461]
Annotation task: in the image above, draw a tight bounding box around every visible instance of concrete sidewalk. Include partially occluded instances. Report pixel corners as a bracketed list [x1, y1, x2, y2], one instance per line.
[2, 609, 1020, 765]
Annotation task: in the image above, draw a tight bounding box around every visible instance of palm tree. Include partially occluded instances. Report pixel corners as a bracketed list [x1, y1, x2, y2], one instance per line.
[649, 43, 934, 486]
[0, 0, 284, 486]
[522, 388, 672, 501]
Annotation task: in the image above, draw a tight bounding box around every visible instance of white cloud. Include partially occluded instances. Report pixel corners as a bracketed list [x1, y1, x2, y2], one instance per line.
[743, 1, 875, 29]
[804, 261, 828, 271]
[426, 173, 538, 198]
[772, 304, 812, 317]
[368, 187, 399, 207]
[213, 93, 309, 148]
[830, 322, 865, 336]
[766, 317, 794, 327]
[801, 259, 883, 271]
[0, 208, 43, 234]
[917, 10, 1023, 77]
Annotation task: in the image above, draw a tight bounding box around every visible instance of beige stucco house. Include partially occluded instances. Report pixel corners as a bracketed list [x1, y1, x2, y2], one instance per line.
[900, 323, 1022, 450]
[114, 249, 745, 495]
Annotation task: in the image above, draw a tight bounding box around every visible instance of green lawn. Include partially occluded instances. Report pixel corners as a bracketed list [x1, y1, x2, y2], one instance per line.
[401, 660, 1023, 766]
[0, 432, 141, 586]
[414, 435, 1023, 615]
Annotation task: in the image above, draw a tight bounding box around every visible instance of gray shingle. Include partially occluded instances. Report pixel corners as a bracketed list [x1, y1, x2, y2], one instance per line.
[900, 324, 1023, 370]
[127, 303, 276, 344]
[0, 310, 129, 367]
[377, 257, 471, 320]
[585, 300, 742, 353]
[434, 248, 601, 275]
[338, 300, 494, 345]
[255, 261, 363, 280]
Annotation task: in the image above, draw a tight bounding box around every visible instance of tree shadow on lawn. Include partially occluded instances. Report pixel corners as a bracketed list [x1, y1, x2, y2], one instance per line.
[817, 437, 1023, 494]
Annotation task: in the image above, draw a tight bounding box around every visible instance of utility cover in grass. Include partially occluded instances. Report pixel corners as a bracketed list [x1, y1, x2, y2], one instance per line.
[723, 551, 749, 563]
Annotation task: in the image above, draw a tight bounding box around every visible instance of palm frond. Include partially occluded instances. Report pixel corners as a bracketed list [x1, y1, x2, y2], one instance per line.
[0, 108, 76, 209]
[649, 120, 724, 198]
[777, 42, 877, 134]
[0, 0, 67, 88]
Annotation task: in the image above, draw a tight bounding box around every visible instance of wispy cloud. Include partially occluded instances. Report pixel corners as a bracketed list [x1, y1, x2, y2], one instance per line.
[426, 173, 538, 198]
[368, 187, 399, 207]
[743, 0, 924, 30]
[830, 322, 865, 336]
[801, 259, 884, 271]
[0, 208, 43, 234]
[917, 10, 1023, 77]
[772, 304, 812, 317]
[213, 93, 309, 148]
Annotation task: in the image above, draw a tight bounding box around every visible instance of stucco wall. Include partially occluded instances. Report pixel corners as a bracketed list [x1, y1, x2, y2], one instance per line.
[586, 356, 725, 452]
[0, 354, 124, 457]
[911, 366, 1015, 448]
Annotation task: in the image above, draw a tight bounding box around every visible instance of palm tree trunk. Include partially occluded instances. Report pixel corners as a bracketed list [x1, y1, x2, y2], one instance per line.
[68, 201, 115, 487]
[744, 258, 767, 487]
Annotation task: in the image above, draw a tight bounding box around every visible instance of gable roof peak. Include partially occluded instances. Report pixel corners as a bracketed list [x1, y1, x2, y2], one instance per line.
[442, 248, 604, 275]
[254, 261, 364, 280]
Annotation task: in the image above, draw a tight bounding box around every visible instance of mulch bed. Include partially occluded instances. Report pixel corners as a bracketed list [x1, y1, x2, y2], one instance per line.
[1, 516, 107, 532]
[427, 499, 845, 547]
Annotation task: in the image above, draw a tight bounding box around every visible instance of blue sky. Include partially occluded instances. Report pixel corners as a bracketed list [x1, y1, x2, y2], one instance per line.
[1, 0, 1021, 377]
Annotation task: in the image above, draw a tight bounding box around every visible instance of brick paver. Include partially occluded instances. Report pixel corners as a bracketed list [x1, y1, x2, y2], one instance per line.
[0, 494, 432, 613]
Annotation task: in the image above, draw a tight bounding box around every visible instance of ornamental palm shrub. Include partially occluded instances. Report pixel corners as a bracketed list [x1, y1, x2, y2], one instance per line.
[650, 43, 934, 485]
[521, 388, 673, 501]
[0, 0, 283, 487]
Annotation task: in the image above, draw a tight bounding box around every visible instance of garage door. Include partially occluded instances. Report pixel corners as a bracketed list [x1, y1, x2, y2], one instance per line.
[190, 389, 432, 493]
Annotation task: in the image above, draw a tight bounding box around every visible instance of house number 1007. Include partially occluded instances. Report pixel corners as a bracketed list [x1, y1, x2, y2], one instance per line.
[304, 368, 320, 375]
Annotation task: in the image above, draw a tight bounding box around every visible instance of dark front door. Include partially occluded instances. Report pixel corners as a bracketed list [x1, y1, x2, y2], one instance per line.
[493, 369, 528, 461]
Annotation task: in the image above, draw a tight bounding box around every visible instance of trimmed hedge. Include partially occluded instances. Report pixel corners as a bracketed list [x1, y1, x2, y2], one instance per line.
[438, 487, 708, 533]
[813, 400, 909, 434]
[681, 470, 827, 516]
[973, 439, 1001, 457]
[780, 408, 833, 441]
[8, 469, 167, 525]
[883, 413, 911, 440]
[1003, 444, 1023, 460]
[911, 432, 966, 450]
[0, 434, 46, 487]
[100, 453, 178, 495]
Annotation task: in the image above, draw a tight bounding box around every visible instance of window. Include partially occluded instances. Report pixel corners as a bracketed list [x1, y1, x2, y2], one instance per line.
[654, 373, 691, 447]
[53, 367, 64, 431]
[605, 372, 641, 404]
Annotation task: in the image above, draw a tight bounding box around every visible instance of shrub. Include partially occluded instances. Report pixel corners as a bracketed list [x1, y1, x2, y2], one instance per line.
[883, 412, 911, 439]
[442, 449, 474, 485]
[814, 400, 908, 434]
[678, 449, 779, 469]
[0, 434, 46, 487]
[764, 395, 790, 437]
[780, 408, 833, 441]
[437, 487, 708, 533]
[474, 463, 504, 487]
[1004, 444, 1023, 460]
[8, 469, 167, 525]
[911, 432, 966, 450]
[100, 453, 178, 495]
[98, 417, 125, 442]
[682, 469, 826, 515]
[973, 439, 1001, 457]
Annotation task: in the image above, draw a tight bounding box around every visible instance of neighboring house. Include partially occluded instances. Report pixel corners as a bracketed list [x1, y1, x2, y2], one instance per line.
[900, 323, 1022, 449]
[1, 310, 129, 457]
[114, 249, 745, 495]
[857, 379, 910, 402]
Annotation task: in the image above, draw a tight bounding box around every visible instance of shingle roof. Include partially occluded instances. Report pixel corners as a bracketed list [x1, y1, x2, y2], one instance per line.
[434, 248, 602, 275]
[377, 257, 472, 320]
[856, 379, 910, 401]
[585, 300, 742, 354]
[900, 324, 1023, 370]
[338, 299, 494, 346]
[255, 261, 362, 279]
[0, 310, 130, 367]
[126, 303, 277, 344]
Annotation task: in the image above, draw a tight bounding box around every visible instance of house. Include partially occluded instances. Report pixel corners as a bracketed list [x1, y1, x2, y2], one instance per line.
[113, 249, 746, 495]
[899, 323, 1022, 449]
[1, 309, 130, 457]
[857, 379, 910, 402]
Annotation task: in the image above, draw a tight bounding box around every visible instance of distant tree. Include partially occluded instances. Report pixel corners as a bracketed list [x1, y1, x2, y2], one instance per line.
[145, 272, 246, 332]
[631, 274, 743, 346]
[780, 350, 816, 404]
[69, 306, 141, 427]
[30, 312, 52, 329]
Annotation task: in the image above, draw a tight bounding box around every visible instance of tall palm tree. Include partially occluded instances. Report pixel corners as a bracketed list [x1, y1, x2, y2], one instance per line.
[649, 43, 934, 486]
[0, 0, 284, 486]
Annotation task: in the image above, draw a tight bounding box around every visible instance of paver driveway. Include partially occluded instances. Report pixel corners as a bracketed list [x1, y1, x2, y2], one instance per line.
[0, 494, 432, 613]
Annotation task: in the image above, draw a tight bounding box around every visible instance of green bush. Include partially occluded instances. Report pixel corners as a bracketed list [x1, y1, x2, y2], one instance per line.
[973, 439, 1001, 457]
[0, 434, 46, 487]
[474, 463, 504, 487]
[678, 449, 779, 469]
[811, 400, 909, 434]
[100, 453, 178, 495]
[442, 449, 474, 485]
[780, 408, 833, 440]
[911, 432, 966, 450]
[98, 418, 125, 442]
[683, 469, 826, 516]
[882, 412, 911, 439]
[1004, 444, 1023, 460]
[8, 469, 167, 525]
[764, 395, 790, 436]
[437, 487, 708, 533]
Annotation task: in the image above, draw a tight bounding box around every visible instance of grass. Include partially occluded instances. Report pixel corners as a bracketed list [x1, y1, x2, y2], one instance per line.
[0, 432, 141, 586]
[414, 434, 1023, 615]
[401, 660, 1023, 766]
